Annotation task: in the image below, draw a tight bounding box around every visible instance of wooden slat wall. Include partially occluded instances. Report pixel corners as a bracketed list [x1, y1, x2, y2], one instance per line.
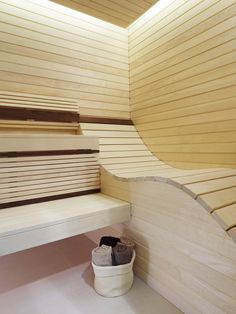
[0, 120, 79, 135]
[100, 174, 236, 314]
[0, 96, 79, 134]
[129, 0, 236, 169]
[79, 121, 236, 313]
[80, 123, 166, 172]
[0, 135, 100, 208]
[0, 92, 80, 134]
[51, 0, 159, 28]
[0, 91, 78, 112]
[0, 0, 129, 119]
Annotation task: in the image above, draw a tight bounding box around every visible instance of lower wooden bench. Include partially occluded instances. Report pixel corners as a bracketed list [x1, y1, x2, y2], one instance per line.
[0, 193, 130, 256]
[0, 134, 130, 256]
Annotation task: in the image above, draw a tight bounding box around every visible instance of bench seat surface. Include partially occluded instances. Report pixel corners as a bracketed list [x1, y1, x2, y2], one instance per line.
[0, 193, 130, 256]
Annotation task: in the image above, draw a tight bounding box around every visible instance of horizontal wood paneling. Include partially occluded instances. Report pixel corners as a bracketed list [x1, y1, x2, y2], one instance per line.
[129, 0, 236, 168]
[80, 121, 236, 313]
[51, 0, 159, 28]
[81, 123, 164, 169]
[100, 173, 236, 314]
[0, 106, 79, 123]
[0, 193, 130, 255]
[0, 135, 100, 208]
[0, 0, 129, 119]
[0, 120, 79, 135]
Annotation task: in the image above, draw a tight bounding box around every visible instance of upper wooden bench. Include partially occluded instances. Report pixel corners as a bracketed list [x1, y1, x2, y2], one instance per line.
[0, 135, 130, 256]
[81, 122, 236, 244]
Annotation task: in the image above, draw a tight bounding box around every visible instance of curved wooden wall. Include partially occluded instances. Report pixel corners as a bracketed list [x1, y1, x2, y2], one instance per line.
[80, 122, 236, 314]
[0, 0, 129, 119]
[129, 0, 236, 169]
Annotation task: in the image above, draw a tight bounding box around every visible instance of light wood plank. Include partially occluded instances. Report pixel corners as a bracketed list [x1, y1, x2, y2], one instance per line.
[0, 134, 100, 204]
[0, 0, 129, 119]
[80, 123, 135, 131]
[0, 135, 98, 152]
[213, 204, 236, 230]
[0, 184, 101, 204]
[198, 187, 236, 212]
[170, 169, 236, 186]
[100, 156, 157, 165]
[0, 180, 100, 200]
[0, 193, 130, 255]
[129, 0, 236, 168]
[184, 176, 236, 198]
[0, 171, 99, 186]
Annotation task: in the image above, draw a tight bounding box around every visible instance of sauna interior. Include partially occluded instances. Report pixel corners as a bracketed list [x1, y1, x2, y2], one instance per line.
[0, 0, 235, 313]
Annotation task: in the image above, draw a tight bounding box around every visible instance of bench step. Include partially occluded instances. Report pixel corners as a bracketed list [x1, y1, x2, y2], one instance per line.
[0, 193, 131, 256]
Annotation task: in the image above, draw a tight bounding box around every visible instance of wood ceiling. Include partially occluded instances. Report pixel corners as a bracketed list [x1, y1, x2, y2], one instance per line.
[51, 0, 159, 28]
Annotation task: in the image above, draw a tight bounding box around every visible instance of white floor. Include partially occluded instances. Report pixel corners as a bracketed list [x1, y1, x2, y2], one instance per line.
[0, 235, 182, 314]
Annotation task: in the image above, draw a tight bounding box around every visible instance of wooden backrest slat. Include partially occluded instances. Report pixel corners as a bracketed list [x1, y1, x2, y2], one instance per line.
[0, 187, 101, 209]
[1, 98, 77, 107]
[0, 163, 99, 174]
[0, 91, 77, 101]
[0, 107, 79, 123]
[0, 135, 100, 208]
[0, 185, 101, 203]
[0, 155, 96, 169]
[0, 135, 98, 152]
[0, 154, 97, 163]
[0, 165, 99, 178]
[0, 91, 79, 125]
[0, 179, 100, 197]
[0, 173, 99, 189]
[0, 91, 78, 110]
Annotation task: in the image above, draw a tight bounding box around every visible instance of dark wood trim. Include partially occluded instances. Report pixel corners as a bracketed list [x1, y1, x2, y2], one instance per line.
[0, 189, 101, 209]
[0, 106, 79, 123]
[0, 149, 99, 158]
[0, 106, 133, 125]
[79, 116, 133, 125]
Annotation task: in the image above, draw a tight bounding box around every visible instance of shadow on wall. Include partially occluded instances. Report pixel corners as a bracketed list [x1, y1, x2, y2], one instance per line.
[82, 264, 94, 289]
[124, 224, 150, 281]
[0, 234, 96, 294]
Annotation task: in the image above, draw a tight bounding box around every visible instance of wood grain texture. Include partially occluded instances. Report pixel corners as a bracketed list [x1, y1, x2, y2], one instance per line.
[0, 0, 129, 119]
[0, 149, 99, 158]
[0, 135, 98, 152]
[0, 135, 100, 208]
[0, 193, 130, 255]
[129, 0, 236, 168]
[0, 120, 79, 135]
[80, 123, 236, 236]
[213, 204, 236, 230]
[79, 116, 133, 125]
[79, 121, 236, 313]
[51, 0, 159, 27]
[0, 189, 101, 210]
[1, 0, 236, 311]
[101, 175, 236, 314]
[0, 106, 79, 123]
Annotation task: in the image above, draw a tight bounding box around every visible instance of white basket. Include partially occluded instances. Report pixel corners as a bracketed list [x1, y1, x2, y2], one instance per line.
[92, 250, 136, 297]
